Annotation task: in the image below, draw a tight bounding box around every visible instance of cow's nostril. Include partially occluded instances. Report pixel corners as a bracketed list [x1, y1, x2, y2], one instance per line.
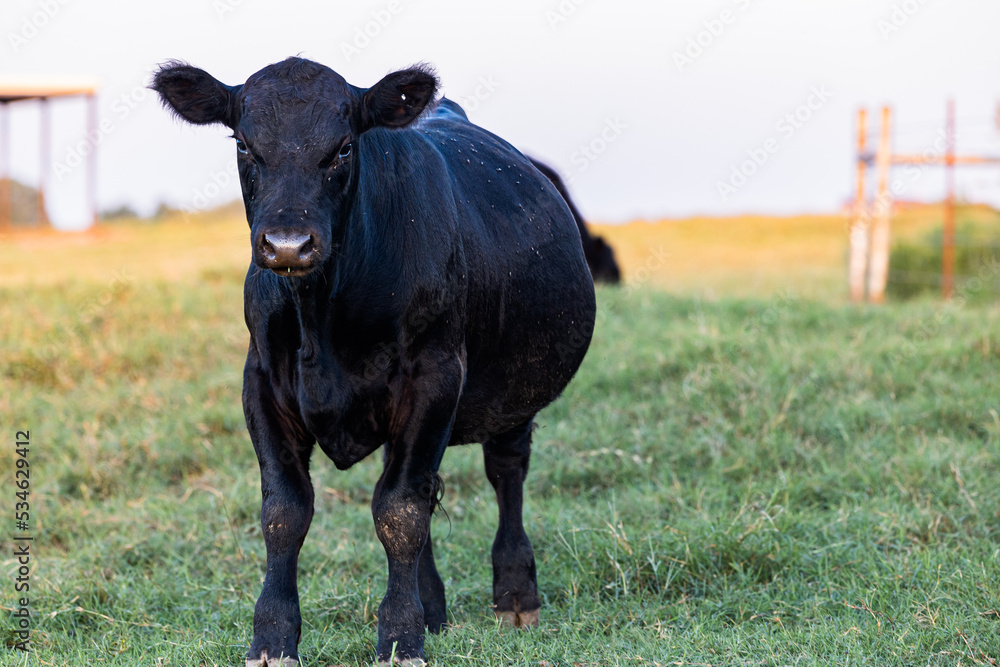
[261, 236, 277, 260]
[298, 236, 316, 259]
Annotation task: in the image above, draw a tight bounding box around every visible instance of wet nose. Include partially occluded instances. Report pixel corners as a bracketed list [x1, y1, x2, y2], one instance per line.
[260, 231, 318, 271]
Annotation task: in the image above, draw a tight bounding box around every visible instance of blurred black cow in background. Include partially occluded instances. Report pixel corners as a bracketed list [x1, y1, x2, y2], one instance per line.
[529, 158, 622, 284]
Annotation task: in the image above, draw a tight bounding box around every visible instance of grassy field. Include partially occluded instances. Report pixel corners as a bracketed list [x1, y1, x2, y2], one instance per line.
[593, 203, 1000, 299]
[5, 203, 997, 298]
[1, 213, 999, 665]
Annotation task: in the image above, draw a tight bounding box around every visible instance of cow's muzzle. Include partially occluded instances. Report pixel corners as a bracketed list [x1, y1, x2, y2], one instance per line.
[258, 230, 320, 277]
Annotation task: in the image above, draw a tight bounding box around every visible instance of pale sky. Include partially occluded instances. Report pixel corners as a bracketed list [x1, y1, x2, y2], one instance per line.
[2, 0, 999, 229]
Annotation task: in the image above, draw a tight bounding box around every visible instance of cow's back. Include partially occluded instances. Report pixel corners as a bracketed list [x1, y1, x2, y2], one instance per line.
[416, 101, 597, 442]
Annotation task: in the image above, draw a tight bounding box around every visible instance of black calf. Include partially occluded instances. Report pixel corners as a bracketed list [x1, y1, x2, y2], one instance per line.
[153, 57, 596, 666]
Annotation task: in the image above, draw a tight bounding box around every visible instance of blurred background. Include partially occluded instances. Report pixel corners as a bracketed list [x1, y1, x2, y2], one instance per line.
[3, 0, 999, 301]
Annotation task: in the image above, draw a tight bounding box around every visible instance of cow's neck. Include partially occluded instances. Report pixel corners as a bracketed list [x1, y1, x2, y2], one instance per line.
[288, 271, 332, 364]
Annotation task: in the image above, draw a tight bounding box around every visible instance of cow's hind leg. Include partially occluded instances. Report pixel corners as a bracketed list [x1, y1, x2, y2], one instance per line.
[417, 516, 447, 633]
[482, 418, 541, 628]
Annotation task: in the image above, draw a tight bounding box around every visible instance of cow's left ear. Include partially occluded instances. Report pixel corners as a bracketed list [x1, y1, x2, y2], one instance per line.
[360, 65, 438, 131]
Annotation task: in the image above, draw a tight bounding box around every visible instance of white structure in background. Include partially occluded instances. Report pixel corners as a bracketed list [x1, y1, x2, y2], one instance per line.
[0, 77, 99, 231]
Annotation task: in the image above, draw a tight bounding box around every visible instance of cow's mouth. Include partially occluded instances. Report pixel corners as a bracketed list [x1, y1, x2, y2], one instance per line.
[269, 265, 316, 278]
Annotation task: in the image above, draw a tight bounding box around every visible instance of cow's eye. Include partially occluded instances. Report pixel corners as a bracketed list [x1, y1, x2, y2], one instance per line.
[338, 143, 352, 158]
[236, 139, 248, 155]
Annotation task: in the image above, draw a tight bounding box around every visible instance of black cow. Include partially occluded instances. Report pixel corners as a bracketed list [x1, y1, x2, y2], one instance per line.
[152, 57, 596, 666]
[529, 158, 622, 284]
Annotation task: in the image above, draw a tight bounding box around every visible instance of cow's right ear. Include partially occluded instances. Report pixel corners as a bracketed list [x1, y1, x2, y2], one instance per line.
[151, 62, 239, 127]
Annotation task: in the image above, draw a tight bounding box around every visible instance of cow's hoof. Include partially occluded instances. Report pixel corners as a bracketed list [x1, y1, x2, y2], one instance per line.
[246, 651, 297, 667]
[494, 607, 540, 629]
[376, 658, 427, 666]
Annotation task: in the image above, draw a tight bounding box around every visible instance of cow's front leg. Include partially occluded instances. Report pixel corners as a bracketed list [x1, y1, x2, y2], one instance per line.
[372, 353, 463, 666]
[244, 362, 315, 667]
[382, 446, 447, 634]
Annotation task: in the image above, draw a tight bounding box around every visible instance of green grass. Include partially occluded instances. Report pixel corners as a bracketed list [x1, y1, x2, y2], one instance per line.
[2, 273, 999, 665]
[888, 220, 1000, 301]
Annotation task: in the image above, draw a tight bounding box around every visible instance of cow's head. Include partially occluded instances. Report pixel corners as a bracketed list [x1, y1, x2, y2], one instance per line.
[152, 57, 438, 277]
